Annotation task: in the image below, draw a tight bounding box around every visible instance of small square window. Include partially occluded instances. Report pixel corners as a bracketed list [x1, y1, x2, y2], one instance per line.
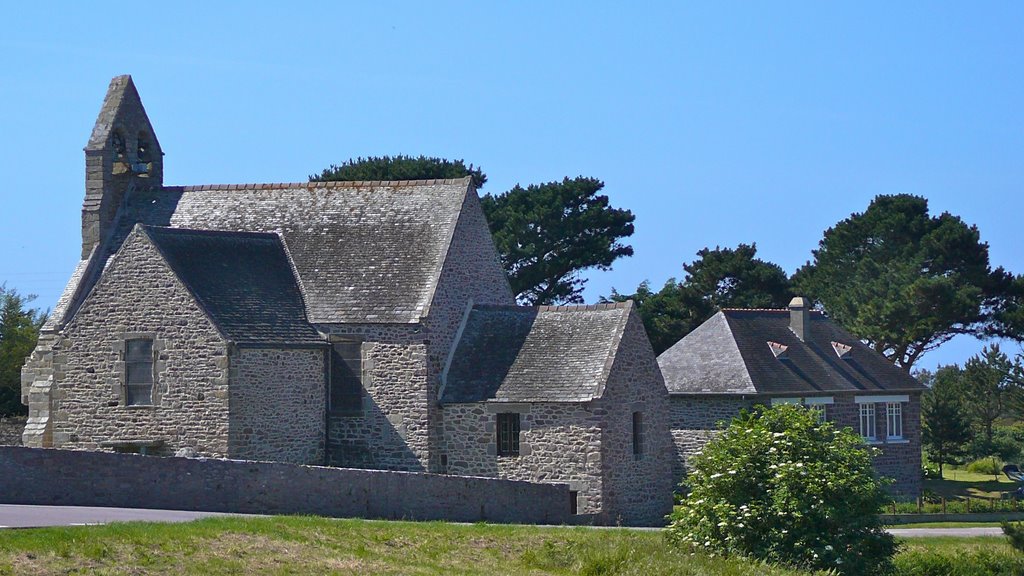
[497, 413, 520, 456]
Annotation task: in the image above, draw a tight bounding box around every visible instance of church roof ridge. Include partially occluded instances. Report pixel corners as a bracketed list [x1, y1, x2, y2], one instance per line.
[165, 177, 472, 193]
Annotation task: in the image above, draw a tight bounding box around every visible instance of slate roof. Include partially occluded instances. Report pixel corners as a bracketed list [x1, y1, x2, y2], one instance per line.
[658, 309, 924, 396]
[142, 226, 322, 346]
[441, 303, 631, 403]
[92, 178, 472, 325]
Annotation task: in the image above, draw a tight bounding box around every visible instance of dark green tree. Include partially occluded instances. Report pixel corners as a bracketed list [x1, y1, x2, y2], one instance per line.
[478, 177, 634, 305]
[608, 244, 792, 354]
[0, 285, 47, 416]
[313, 158, 636, 305]
[794, 194, 1022, 370]
[919, 366, 972, 478]
[311, 155, 487, 190]
[961, 344, 1015, 454]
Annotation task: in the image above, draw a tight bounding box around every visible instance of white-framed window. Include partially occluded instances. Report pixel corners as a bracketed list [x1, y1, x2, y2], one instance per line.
[886, 402, 903, 440]
[808, 403, 827, 423]
[859, 403, 876, 441]
[803, 397, 833, 423]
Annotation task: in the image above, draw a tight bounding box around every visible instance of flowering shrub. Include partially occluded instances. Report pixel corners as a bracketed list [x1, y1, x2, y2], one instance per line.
[665, 404, 897, 574]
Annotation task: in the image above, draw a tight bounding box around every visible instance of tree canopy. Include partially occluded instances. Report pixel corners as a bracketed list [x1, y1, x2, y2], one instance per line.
[481, 177, 634, 304]
[0, 285, 46, 416]
[311, 155, 487, 190]
[793, 194, 1023, 370]
[919, 366, 972, 478]
[609, 244, 793, 354]
[312, 156, 635, 306]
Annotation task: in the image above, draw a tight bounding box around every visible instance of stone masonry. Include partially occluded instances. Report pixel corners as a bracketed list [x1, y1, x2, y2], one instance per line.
[669, 395, 757, 485]
[0, 446, 574, 526]
[45, 229, 231, 457]
[668, 393, 923, 498]
[0, 417, 25, 446]
[229, 347, 325, 465]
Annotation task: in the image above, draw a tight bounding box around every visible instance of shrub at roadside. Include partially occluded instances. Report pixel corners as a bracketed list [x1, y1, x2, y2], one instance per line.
[666, 404, 897, 575]
[965, 456, 1004, 477]
[1004, 520, 1024, 554]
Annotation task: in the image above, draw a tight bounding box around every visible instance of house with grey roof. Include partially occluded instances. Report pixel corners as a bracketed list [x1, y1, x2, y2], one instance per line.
[19, 75, 673, 525]
[658, 297, 925, 498]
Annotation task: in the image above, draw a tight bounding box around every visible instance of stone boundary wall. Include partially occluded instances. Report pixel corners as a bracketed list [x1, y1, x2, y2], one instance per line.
[0, 447, 573, 525]
[0, 418, 25, 446]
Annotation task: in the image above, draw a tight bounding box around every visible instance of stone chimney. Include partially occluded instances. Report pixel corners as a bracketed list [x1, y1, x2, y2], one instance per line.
[789, 296, 811, 341]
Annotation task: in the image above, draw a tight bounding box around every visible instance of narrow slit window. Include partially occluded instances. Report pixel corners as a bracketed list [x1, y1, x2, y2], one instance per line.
[497, 413, 520, 456]
[632, 411, 644, 456]
[125, 338, 154, 406]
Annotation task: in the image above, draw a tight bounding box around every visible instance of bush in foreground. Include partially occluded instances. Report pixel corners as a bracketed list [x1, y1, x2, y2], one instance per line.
[666, 404, 897, 574]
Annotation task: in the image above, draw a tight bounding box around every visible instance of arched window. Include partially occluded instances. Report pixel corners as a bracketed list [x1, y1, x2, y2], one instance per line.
[137, 132, 152, 162]
[111, 131, 127, 160]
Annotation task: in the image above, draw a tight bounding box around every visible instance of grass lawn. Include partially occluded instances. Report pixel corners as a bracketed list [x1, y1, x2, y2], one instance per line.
[0, 516, 806, 576]
[889, 521, 1004, 529]
[927, 469, 1016, 500]
[2, 516, 1021, 575]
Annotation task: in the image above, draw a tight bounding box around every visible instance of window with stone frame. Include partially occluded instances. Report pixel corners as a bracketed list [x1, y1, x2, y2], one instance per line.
[330, 341, 362, 414]
[124, 338, 154, 406]
[632, 411, 645, 457]
[496, 413, 520, 456]
[886, 402, 903, 440]
[859, 402, 876, 441]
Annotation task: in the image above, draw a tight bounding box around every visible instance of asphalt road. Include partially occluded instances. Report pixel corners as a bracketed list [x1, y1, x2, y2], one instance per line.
[0, 504, 1008, 538]
[0, 504, 249, 528]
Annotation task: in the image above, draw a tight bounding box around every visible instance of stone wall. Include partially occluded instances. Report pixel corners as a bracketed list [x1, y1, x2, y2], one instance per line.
[424, 190, 516, 471]
[668, 395, 757, 484]
[826, 393, 922, 499]
[668, 393, 923, 498]
[228, 347, 325, 465]
[0, 446, 573, 525]
[598, 309, 675, 526]
[442, 310, 675, 527]
[322, 323, 430, 471]
[0, 417, 25, 446]
[443, 402, 605, 516]
[46, 230, 231, 457]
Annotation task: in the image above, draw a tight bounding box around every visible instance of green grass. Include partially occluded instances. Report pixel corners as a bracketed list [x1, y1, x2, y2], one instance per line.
[893, 537, 1024, 576]
[1, 516, 1020, 575]
[0, 516, 808, 576]
[889, 521, 1003, 529]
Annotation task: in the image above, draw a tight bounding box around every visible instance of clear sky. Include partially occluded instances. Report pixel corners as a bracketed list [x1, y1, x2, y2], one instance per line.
[1, 2, 1021, 370]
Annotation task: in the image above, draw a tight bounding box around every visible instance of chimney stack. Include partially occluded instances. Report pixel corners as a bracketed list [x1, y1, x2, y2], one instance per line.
[789, 296, 810, 341]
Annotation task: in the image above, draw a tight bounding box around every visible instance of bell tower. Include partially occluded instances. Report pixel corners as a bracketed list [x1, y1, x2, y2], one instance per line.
[81, 75, 164, 258]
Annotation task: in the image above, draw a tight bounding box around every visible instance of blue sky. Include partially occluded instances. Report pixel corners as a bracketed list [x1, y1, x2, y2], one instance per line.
[1, 2, 1022, 370]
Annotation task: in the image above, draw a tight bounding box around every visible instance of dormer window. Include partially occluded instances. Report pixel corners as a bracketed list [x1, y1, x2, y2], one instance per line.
[831, 341, 852, 359]
[767, 341, 789, 359]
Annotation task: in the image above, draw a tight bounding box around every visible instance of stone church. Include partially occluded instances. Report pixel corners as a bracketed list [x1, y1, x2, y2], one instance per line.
[20, 76, 924, 527]
[20, 76, 674, 526]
